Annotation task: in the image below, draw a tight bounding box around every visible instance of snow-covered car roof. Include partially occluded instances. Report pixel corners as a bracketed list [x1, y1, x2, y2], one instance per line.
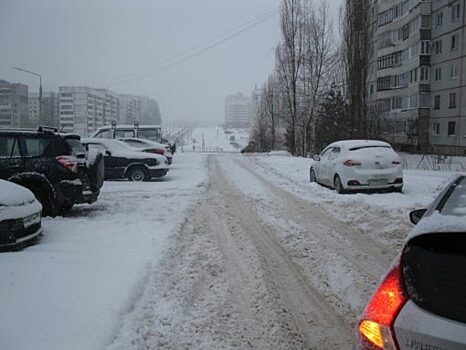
[81, 138, 167, 162]
[118, 137, 167, 149]
[326, 139, 392, 150]
[90, 124, 161, 136]
[408, 174, 466, 240]
[0, 179, 36, 207]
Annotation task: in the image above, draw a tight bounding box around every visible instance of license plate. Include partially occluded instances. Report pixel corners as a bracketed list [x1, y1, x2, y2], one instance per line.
[368, 179, 388, 187]
[23, 213, 41, 228]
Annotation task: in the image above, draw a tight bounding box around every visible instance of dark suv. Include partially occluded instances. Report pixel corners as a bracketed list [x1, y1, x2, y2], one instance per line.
[0, 127, 104, 216]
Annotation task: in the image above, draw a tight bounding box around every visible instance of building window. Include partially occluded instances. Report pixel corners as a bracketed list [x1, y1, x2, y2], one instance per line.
[410, 68, 418, 83]
[436, 11, 443, 27]
[434, 95, 441, 109]
[449, 93, 457, 108]
[435, 40, 442, 54]
[420, 41, 430, 54]
[452, 3, 461, 21]
[448, 121, 456, 136]
[392, 97, 402, 110]
[450, 63, 458, 78]
[433, 122, 440, 135]
[435, 67, 442, 81]
[409, 95, 418, 108]
[420, 66, 430, 81]
[451, 34, 458, 50]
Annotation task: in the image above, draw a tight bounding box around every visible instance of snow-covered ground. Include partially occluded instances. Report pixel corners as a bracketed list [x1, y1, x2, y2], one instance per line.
[182, 127, 249, 153]
[0, 129, 460, 349]
[0, 153, 208, 350]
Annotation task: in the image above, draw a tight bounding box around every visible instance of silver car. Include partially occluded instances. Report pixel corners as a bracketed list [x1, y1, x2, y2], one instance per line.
[357, 174, 466, 349]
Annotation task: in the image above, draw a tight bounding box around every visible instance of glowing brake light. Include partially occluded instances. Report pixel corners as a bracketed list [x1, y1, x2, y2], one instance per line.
[344, 159, 362, 166]
[357, 261, 407, 350]
[56, 155, 78, 173]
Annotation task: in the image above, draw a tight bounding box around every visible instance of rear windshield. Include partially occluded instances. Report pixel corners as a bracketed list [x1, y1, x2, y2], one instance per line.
[65, 138, 86, 155]
[402, 233, 466, 324]
[348, 145, 391, 151]
[441, 177, 466, 216]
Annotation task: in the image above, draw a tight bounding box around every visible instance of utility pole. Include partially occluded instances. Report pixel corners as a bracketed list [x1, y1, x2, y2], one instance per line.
[13, 66, 43, 126]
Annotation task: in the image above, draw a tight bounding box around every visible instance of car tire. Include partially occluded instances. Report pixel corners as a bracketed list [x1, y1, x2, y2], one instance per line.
[394, 187, 403, 193]
[309, 168, 317, 183]
[334, 175, 346, 194]
[31, 184, 57, 217]
[127, 167, 147, 182]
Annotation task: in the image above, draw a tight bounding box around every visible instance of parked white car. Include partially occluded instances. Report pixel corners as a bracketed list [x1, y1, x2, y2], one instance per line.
[309, 140, 403, 193]
[0, 180, 42, 249]
[118, 137, 173, 165]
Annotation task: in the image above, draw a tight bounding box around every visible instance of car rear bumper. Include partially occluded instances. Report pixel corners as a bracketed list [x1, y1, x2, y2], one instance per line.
[58, 179, 100, 205]
[341, 167, 403, 190]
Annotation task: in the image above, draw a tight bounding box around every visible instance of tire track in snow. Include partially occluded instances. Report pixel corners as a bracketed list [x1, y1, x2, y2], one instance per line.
[211, 156, 353, 349]
[233, 157, 392, 277]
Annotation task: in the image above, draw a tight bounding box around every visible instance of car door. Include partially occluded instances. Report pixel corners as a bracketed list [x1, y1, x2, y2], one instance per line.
[318, 148, 334, 185]
[326, 147, 341, 181]
[0, 135, 24, 179]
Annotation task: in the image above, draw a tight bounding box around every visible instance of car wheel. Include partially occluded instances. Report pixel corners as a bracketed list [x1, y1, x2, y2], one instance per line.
[127, 167, 147, 182]
[394, 187, 403, 193]
[309, 168, 317, 183]
[334, 175, 346, 194]
[31, 184, 57, 217]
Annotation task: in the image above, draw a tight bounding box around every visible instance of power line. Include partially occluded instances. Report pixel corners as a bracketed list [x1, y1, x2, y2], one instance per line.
[106, 7, 278, 87]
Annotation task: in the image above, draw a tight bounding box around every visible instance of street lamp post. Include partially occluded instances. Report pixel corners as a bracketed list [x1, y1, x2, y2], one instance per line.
[13, 67, 42, 126]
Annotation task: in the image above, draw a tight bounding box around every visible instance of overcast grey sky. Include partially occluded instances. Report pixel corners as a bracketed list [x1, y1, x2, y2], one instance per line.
[0, 0, 341, 124]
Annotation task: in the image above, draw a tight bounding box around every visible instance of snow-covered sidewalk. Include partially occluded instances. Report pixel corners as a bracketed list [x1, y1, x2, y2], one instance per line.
[0, 153, 208, 350]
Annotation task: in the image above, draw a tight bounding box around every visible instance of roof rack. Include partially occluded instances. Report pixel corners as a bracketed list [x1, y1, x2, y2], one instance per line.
[37, 125, 58, 133]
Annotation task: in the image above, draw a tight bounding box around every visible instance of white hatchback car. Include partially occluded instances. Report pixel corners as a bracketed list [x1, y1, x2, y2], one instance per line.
[357, 174, 466, 349]
[310, 140, 403, 193]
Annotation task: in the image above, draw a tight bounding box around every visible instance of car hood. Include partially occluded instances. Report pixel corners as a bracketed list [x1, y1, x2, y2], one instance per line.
[0, 180, 37, 207]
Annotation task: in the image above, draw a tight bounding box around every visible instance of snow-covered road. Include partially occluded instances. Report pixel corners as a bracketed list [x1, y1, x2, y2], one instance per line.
[0, 146, 455, 349]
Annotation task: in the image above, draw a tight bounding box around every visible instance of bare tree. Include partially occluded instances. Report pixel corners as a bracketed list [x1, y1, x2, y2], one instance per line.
[342, 0, 375, 138]
[276, 0, 305, 156]
[301, 1, 337, 154]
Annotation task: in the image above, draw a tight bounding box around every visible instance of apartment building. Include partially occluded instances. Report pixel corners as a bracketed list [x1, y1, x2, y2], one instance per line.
[429, 0, 466, 155]
[28, 91, 59, 128]
[118, 94, 139, 125]
[370, 0, 466, 155]
[59, 87, 105, 136]
[138, 96, 161, 125]
[0, 79, 28, 128]
[98, 89, 119, 126]
[225, 93, 251, 128]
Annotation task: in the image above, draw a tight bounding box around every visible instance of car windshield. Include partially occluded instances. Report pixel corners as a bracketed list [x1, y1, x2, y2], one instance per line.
[442, 177, 466, 216]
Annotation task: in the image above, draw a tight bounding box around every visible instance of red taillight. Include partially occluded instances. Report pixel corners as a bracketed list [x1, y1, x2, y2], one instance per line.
[56, 155, 78, 174]
[147, 148, 165, 155]
[344, 159, 362, 166]
[357, 261, 407, 350]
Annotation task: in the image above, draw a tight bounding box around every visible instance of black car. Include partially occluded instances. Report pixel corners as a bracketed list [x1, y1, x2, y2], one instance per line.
[0, 127, 104, 216]
[81, 138, 169, 181]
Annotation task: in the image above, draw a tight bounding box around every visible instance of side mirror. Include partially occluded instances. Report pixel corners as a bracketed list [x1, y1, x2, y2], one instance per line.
[409, 209, 427, 225]
[105, 150, 112, 157]
[313, 155, 321, 161]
